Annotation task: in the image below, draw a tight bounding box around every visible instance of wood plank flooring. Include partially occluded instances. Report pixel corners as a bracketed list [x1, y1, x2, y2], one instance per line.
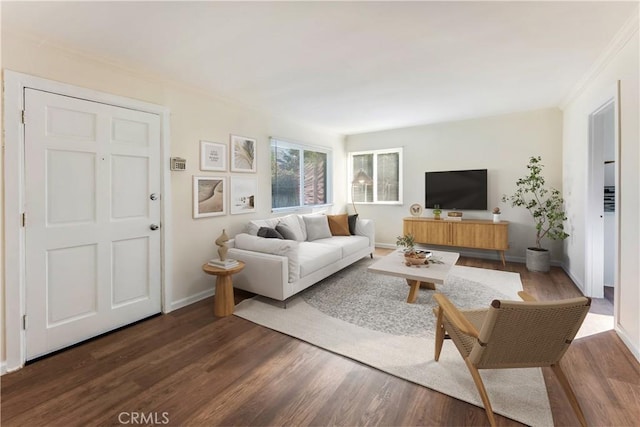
[2, 253, 638, 426]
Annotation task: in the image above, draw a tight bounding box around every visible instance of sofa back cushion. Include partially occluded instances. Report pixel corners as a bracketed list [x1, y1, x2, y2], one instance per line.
[234, 233, 299, 282]
[246, 218, 280, 235]
[303, 215, 332, 241]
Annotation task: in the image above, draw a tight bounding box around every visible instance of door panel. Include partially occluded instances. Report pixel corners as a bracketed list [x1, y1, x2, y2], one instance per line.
[111, 155, 149, 219]
[25, 88, 161, 360]
[47, 150, 97, 224]
[112, 237, 150, 307]
[47, 244, 98, 325]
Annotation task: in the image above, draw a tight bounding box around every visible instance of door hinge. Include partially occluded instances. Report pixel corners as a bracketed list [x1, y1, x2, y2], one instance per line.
[21, 212, 26, 227]
[22, 315, 28, 330]
[21, 110, 26, 124]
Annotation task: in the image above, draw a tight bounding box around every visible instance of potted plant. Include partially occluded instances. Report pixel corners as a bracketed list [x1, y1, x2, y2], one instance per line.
[396, 234, 428, 265]
[492, 207, 501, 223]
[502, 156, 569, 272]
[432, 204, 442, 220]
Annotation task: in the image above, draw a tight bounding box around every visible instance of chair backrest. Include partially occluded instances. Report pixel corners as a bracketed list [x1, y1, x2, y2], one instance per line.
[469, 296, 591, 369]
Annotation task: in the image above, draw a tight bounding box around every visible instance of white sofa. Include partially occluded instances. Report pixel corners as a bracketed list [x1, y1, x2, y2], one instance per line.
[227, 214, 375, 301]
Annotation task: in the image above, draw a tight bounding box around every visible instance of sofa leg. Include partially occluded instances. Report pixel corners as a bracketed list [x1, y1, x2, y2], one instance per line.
[370, 253, 374, 259]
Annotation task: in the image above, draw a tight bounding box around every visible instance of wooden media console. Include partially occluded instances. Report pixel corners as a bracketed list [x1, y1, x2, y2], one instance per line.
[403, 217, 509, 266]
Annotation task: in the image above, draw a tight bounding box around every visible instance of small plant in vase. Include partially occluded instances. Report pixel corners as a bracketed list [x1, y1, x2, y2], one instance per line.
[492, 207, 501, 223]
[396, 234, 428, 265]
[432, 204, 442, 220]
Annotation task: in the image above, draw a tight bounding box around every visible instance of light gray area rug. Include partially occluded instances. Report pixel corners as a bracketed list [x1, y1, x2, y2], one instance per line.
[234, 258, 553, 426]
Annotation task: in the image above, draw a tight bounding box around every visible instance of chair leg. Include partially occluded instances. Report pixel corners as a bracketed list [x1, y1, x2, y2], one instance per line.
[551, 363, 588, 427]
[464, 359, 497, 427]
[434, 307, 445, 361]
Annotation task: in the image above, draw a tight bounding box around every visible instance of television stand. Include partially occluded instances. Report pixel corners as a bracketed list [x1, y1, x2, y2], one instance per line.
[403, 217, 509, 266]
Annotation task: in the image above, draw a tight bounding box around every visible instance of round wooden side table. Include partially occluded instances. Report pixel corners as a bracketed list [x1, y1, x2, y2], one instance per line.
[202, 261, 245, 317]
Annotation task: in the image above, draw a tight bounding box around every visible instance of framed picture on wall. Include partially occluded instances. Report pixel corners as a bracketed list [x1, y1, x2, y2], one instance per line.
[230, 176, 257, 215]
[230, 134, 257, 173]
[200, 140, 227, 171]
[193, 176, 226, 218]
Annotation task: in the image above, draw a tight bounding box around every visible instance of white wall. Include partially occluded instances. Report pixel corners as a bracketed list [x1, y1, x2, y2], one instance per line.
[346, 108, 564, 263]
[562, 25, 639, 359]
[1, 32, 346, 363]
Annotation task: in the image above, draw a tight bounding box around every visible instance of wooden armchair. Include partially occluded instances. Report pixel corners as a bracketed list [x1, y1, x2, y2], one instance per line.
[433, 291, 591, 427]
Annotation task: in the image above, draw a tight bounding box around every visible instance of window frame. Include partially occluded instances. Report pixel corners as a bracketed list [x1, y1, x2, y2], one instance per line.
[270, 137, 333, 213]
[348, 147, 403, 205]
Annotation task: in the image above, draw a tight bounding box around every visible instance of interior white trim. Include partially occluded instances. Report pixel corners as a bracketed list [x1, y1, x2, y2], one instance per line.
[560, 8, 639, 109]
[616, 325, 640, 363]
[584, 82, 619, 303]
[170, 289, 215, 312]
[2, 70, 173, 371]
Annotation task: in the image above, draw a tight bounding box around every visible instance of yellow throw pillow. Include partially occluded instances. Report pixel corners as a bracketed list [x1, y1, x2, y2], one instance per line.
[327, 214, 351, 236]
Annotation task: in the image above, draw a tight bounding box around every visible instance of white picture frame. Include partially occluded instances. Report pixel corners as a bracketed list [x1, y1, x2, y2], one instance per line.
[200, 140, 227, 171]
[193, 176, 226, 218]
[230, 134, 257, 173]
[230, 176, 257, 215]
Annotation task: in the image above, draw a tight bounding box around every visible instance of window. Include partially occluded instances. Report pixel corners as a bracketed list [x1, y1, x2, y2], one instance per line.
[349, 148, 402, 204]
[271, 137, 332, 210]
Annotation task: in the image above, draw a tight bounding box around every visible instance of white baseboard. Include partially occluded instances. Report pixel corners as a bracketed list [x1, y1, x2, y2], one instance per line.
[562, 265, 586, 293]
[1, 361, 7, 376]
[615, 326, 640, 363]
[170, 288, 215, 312]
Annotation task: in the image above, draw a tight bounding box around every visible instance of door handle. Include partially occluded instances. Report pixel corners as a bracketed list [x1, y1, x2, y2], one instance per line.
[150, 224, 159, 230]
[150, 193, 159, 201]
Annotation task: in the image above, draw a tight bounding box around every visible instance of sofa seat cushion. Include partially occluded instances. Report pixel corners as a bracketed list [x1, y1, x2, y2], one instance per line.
[234, 233, 300, 282]
[298, 242, 341, 278]
[311, 235, 370, 258]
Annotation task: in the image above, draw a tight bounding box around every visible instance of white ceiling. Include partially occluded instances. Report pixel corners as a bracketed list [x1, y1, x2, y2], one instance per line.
[2, 1, 637, 135]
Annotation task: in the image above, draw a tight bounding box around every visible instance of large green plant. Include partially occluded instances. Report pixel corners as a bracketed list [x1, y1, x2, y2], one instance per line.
[502, 156, 569, 249]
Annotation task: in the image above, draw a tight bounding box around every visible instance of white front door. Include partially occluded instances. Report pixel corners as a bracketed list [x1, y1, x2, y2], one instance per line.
[24, 88, 162, 360]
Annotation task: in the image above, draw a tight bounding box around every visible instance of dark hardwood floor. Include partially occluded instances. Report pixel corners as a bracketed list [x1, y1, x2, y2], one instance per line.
[2, 252, 639, 426]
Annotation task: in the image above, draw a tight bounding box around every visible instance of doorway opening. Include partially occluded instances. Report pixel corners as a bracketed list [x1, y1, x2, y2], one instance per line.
[586, 95, 617, 317]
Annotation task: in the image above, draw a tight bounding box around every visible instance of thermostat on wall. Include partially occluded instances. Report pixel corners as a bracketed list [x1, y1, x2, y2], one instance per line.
[170, 157, 186, 171]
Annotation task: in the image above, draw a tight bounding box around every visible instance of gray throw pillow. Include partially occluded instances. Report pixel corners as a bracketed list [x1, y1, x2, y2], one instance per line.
[278, 214, 306, 241]
[276, 223, 296, 240]
[303, 215, 332, 241]
[257, 227, 284, 239]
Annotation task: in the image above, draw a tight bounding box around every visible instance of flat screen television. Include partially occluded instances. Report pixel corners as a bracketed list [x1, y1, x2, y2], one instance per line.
[425, 169, 487, 210]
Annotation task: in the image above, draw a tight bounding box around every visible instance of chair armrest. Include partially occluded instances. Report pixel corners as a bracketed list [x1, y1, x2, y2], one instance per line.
[433, 293, 480, 339]
[518, 291, 537, 302]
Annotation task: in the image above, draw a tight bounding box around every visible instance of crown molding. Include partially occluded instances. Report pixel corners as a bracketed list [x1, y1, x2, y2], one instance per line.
[560, 7, 639, 109]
